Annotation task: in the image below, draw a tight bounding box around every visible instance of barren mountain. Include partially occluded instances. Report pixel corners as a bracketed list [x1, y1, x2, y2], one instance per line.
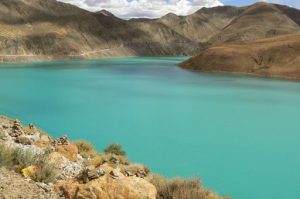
[157, 6, 244, 43]
[0, 0, 299, 62]
[180, 33, 300, 80]
[208, 2, 300, 44]
[0, 0, 202, 62]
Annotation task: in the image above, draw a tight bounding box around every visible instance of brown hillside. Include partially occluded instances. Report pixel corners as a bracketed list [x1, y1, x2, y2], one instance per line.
[157, 6, 244, 43]
[209, 2, 300, 44]
[0, 1, 299, 62]
[180, 33, 300, 79]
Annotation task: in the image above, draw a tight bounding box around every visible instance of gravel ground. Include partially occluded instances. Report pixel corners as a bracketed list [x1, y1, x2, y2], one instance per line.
[0, 167, 60, 199]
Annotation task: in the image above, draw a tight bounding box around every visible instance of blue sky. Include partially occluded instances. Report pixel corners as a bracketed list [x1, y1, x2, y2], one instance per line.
[58, 0, 300, 18]
[222, 0, 300, 7]
[222, 0, 261, 6]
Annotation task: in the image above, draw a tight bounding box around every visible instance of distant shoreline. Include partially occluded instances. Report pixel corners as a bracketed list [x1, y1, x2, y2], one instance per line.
[1, 54, 299, 82]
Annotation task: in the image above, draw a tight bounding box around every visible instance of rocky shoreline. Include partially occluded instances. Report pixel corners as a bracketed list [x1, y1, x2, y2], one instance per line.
[0, 115, 228, 199]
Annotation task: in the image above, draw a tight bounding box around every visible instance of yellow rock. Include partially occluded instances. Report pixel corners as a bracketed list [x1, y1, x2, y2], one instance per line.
[21, 165, 37, 178]
[56, 175, 157, 199]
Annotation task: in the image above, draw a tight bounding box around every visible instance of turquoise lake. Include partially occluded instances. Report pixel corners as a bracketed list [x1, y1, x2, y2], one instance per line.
[0, 57, 300, 199]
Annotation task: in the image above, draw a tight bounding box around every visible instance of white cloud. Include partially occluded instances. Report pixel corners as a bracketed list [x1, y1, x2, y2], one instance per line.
[57, 0, 223, 18]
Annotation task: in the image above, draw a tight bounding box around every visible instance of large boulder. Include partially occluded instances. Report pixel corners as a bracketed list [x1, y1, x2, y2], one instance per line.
[57, 175, 157, 199]
[48, 152, 83, 179]
[16, 135, 33, 145]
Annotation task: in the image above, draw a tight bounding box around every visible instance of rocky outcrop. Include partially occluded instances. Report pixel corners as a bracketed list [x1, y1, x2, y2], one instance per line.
[0, 116, 84, 181]
[179, 33, 300, 80]
[56, 175, 157, 199]
[0, 115, 157, 199]
[0, 115, 230, 199]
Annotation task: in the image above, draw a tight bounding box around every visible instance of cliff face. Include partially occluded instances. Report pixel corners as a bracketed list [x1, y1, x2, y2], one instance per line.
[179, 33, 300, 79]
[0, 1, 299, 62]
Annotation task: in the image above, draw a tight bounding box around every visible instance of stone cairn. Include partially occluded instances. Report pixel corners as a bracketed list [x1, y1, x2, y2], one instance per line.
[9, 119, 24, 137]
[110, 169, 120, 179]
[8, 119, 39, 145]
[124, 170, 134, 177]
[110, 156, 120, 165]
[135, 169, 147, 178]
[26, 123, 36, 135]
[29, 123, 35, 129]
[52, 135, 69, 146]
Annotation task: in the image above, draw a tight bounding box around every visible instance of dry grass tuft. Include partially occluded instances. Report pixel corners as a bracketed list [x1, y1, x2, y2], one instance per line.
[121, 163, 150, 175]
[31, 159, 59, 184]
[0, 144, 15, 167]
[149, 176, 230, 199]
[104, 143, 126, 156]
[74, 140, 98, 159]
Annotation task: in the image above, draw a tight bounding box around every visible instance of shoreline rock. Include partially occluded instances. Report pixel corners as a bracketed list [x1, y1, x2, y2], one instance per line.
[0, 115, 157, 199]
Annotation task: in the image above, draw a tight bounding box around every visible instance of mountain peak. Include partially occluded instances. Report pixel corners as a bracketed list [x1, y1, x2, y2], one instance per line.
[161, 12, 179, 19]
[96, 9, 114, 17]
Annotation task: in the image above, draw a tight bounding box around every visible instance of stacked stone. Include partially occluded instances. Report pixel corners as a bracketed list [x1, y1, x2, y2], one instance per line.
[9, 119, 24, 137]
[29, 123, 35, 129]
[110, 169, 120, 179]
[124, 170, 134, 177]
[110, 156, 120, 165]
[53, 135, 69, 146]
[26, 123, 36, 135]
[58, 135, 69, 145]
[135, 169, 147, 178]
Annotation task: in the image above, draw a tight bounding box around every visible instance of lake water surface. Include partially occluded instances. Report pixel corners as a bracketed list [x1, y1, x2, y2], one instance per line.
[0, 57, 300, 199]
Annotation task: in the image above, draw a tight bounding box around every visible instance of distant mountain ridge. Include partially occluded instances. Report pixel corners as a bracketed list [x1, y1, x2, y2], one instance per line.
[0, 0, 299, 62]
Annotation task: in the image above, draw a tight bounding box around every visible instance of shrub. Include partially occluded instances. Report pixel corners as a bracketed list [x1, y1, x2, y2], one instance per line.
[150, 177, 230, 199]
[0, 144, 15, 167]
[105, 153, 130, 165]
[147, 173, 167, 187]
[14, 148, 39, 168]
[84, 154, 105, 167]
[0, 144, 58, 183]
[33, 149, 59, 183]
[118, 155, 130, 165]
[31, 159, 59, 184]
[75, 140, 98, 158]
[104, 143, 126, 156]
[0, 131, 7, 141]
